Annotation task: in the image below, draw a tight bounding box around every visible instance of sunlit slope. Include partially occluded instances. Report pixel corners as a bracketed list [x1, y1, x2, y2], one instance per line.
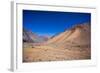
[45, 23, 91, 49]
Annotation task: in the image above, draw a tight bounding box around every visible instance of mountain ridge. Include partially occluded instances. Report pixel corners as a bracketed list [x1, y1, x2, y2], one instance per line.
[23, 28, 49, 43]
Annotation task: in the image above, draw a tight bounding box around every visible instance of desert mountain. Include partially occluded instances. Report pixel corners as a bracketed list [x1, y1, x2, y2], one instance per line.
[23, 28, 49, 43]
[45, 23, 91, 49]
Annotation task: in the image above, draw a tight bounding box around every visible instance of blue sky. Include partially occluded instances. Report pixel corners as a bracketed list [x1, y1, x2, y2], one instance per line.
[23, 10, 91, 36]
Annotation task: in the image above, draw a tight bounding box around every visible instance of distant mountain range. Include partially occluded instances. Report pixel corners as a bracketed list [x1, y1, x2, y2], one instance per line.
[23, 28, 49, 43]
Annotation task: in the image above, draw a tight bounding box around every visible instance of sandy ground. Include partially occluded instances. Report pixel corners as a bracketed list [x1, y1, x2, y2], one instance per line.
[23, 45, 91, 62]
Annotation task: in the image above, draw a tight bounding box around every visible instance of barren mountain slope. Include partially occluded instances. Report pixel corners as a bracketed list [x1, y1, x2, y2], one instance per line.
[23, 29, 49, 43]
[44, 23, 91, 49]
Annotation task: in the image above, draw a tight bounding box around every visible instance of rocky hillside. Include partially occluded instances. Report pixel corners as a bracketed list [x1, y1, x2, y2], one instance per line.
[23, 28, 49, 43]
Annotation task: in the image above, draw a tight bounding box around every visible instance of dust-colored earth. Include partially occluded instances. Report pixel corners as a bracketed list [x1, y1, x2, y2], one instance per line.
[23, 44, 91, 62]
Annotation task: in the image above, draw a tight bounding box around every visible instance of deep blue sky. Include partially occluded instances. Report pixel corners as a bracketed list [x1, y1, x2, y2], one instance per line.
[23, 10, 91, 36]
